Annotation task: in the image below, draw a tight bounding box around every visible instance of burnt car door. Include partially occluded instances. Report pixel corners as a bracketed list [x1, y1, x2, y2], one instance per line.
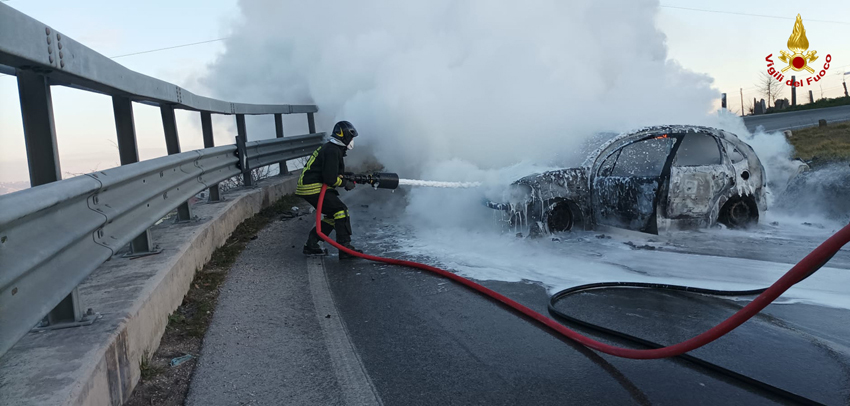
[666, 132, 731, 220]
[591, 134, 678, 233]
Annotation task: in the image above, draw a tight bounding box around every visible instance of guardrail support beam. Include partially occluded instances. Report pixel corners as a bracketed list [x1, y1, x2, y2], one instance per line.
[274, 113, 288, 175]
[17, 69, 85, 327]
[113, 96, 157, 254]
[235, 114, 252, 186]
[307, 112, 316, 134]
[201, 111, 221, 201]
[114, 96, 140, 164]
[161, 105, 181, 155]
[17, 69, 62, 186]
[161, 105, 192, 221]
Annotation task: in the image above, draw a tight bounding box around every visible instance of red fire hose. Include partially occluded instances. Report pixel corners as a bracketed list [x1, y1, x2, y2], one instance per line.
[315, 185, 850, 360]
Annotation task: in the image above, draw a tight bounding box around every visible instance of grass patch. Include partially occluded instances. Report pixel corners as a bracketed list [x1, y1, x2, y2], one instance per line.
[139, 351, 163, 380]
[126, 193, 307, 406]
[788, 123, 850, 164]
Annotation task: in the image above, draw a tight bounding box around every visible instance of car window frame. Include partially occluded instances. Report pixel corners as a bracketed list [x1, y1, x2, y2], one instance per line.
[672, 132, 723, 167]
[597, 149, 621, 177]
[725, 141, 746, 164]
[600, 135, 678, 178]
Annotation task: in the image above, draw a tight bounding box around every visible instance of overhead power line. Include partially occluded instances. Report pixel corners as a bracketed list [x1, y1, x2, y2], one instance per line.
[96, 7, 850, 60]
[2, 5, 846, 67]
[660, 5, 850, 25]
[109, 37, 229, 59]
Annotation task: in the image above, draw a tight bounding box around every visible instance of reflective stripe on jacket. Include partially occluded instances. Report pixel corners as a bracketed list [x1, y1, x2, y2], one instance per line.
[296, 142, 345, 196]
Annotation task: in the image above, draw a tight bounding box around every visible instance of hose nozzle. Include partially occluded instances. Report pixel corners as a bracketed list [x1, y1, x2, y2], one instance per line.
[342, 172, 399, 190]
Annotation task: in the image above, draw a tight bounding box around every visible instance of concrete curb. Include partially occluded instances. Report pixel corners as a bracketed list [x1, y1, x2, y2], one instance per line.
[0, 174, 299, 406]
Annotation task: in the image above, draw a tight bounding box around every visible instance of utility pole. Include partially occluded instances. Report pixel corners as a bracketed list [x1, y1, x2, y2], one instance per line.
[809, 90, 814, 104]
[791, 75, 796, 106]
[740, 88, 744, 117]
[844, 72, 849, 97]
[721, 93, 727, 109]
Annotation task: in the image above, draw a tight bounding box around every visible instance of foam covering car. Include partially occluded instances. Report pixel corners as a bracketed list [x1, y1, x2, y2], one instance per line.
[488, 125, 767, 235]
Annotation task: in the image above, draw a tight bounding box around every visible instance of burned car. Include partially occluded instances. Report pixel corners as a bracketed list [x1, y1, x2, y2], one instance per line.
[489, 125, 767, 234]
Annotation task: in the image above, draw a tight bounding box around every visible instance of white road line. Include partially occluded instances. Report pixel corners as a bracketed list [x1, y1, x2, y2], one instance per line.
[307, 257, 383, 406]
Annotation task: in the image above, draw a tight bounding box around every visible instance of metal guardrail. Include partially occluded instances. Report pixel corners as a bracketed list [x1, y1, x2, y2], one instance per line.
[244, 133, 325, 170]
[0, 147, 238, 354]
[0, 4, 316, 115]
[0, 3, 327, 357]
[0, 135, 325, 357]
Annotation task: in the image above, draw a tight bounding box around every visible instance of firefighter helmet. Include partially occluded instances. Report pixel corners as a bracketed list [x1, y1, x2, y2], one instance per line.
[332, 121, 358, 146]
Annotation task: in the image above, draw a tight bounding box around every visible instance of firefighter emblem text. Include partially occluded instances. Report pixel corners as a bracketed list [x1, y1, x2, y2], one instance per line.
[764, 14, 831, 88]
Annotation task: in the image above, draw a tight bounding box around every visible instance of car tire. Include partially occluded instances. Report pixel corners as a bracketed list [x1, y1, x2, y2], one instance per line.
[718, 195, 758, 228]
[545, 200, 574, 233]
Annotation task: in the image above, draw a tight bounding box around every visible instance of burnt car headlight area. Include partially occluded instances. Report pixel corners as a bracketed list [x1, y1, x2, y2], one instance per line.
[488, 169, 590, 236]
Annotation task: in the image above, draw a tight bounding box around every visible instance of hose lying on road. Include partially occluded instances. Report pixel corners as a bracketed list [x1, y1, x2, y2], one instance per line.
[549, 281, 825, 404]
[314, 185, 850, 361]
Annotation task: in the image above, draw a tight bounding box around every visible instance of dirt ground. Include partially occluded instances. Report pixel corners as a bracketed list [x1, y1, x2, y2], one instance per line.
[125, 194, 309, 406]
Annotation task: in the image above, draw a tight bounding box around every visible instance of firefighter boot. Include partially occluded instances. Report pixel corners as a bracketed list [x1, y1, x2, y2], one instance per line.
[338, 243, 363, 260]
[302, 228, 327, 256]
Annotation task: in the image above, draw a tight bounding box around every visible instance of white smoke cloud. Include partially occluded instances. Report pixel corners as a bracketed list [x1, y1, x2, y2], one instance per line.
[203, 0, 723, 178]
[202, 0, 818, 232]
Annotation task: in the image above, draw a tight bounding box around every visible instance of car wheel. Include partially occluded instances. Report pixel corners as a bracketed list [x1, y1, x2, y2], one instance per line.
[546, 201, 574, 232]
[718, 196, 758, 228]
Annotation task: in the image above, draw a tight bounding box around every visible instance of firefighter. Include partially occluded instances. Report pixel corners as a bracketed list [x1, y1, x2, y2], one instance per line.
[296, 120, 362, 259]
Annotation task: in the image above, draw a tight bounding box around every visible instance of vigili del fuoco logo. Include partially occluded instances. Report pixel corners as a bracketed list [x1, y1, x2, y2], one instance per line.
[765, 14, 832, 88]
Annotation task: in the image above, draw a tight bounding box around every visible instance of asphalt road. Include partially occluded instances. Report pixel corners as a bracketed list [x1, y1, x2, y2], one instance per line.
[323, 258, 850, 405]
[187, 217, 363, 406]
[324, 208, 850, 405]
[742, 104, 850, 132]
[190, 188, 850, 405]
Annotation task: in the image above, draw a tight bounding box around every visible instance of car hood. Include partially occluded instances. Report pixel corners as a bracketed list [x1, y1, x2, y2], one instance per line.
[513, 167, 590, 204]
[514, 167, 589, 187]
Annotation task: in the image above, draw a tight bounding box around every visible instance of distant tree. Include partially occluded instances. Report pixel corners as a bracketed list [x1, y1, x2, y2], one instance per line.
[756, 72, 783, 106]
[745, 100, 754, 115]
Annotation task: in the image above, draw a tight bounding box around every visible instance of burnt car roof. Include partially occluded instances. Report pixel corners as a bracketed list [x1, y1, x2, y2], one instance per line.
[583, 125, 756, 170]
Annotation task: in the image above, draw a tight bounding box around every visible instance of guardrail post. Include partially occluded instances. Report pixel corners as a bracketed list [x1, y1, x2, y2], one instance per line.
[17, 69, 84, 327]
[274, 113, 289, 176]
[201, 111, 221, 201]
[17, 70, 62, 185]
[307, 112, 316, 134]
[161, 105, 192, 221]
[235, 114, 252, 186]
[274, 113, 289, 175]
[113, 96, 157, 255]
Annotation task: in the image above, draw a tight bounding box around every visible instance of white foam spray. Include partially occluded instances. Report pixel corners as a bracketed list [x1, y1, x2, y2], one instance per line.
[398, 179, 481, 188]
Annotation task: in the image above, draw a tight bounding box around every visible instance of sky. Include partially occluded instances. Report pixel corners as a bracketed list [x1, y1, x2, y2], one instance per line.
[0, 0, 849, 184]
